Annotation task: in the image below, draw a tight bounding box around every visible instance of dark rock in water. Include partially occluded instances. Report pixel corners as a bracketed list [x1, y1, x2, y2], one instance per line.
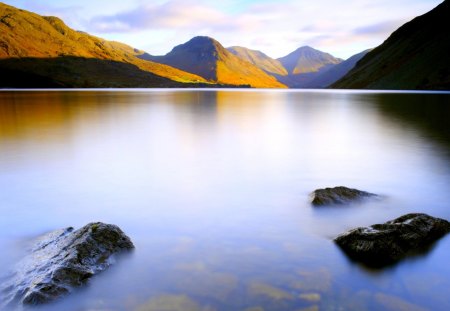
[334, 213, 450, 267]
[1, 222, 134, 306]
[310, 186, 377, 206]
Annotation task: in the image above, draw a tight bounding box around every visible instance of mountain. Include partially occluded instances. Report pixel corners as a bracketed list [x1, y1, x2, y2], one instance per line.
[275, 46, 342, 88]
[278, 46, 342, 75]
[333, 0, 450, 90]
[305, 49, 371, 88]
[0, 2, 208, 87]
[227, 46, 287, 76]
[141, 36, 286, 88]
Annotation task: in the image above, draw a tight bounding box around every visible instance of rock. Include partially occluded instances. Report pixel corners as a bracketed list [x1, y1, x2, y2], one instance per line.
[299, 293, 321, 302]
[248, 282, 293, 301]
[1, 222, 134, 306]
[170, 261, 238, 302]
[135, 294, 203, 311]
[296, 306, 319, 311]
[334, 213, 450, 267]
[374, 293, 427, 311]
[310, 186, 377, 206]
[290, 267, 331, 292]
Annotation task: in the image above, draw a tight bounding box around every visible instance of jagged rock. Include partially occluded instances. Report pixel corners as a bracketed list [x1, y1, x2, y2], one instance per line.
[1, 222, 134, 307]
[310, 186, 377, 206]
[334, 213, 450, 267]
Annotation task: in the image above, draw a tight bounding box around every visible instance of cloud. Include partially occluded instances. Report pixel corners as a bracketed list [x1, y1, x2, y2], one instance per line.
[353, 20, 406, 36]
[91, 0, 230, 32]
[17, 2, 84, 29]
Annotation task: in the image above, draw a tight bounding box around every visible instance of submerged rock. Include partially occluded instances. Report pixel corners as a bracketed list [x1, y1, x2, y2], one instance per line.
[334, 213, 450, 267]
[135, 294, 202, 311]
[248, 282, 293, 301]
[310, 186, 377, 206]
[1, 222, 134, 306]
[374, 292, 427, 311]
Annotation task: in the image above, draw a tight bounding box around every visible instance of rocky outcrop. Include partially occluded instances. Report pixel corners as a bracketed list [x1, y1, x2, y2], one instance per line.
[1, 222, 134, 307]
[310, 186, 377, 206]
[334, 213, 450, 267]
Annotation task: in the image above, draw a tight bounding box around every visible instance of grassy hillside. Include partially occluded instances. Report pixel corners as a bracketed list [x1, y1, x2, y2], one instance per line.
[333, 1, 450, 90]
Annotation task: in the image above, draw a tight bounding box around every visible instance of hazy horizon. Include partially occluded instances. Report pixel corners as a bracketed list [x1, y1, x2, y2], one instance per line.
[1, 0, 443, 59]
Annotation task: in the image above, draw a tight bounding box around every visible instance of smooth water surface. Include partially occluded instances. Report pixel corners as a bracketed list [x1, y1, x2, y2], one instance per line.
[0, 90, 449, 310]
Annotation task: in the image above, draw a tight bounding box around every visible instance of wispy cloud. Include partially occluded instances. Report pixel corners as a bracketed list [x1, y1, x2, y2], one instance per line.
[353, 20, 407, 36]
[91, 0, 230, 32]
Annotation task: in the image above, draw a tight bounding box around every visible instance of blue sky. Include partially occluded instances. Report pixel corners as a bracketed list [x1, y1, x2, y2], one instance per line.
[4, 0, 443, 59]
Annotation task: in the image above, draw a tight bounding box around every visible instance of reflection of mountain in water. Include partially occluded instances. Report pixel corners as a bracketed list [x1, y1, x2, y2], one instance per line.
[372, 92, 450, 151]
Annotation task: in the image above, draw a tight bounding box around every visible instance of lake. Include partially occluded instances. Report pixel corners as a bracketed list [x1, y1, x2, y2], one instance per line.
[0, 89, 449, 311]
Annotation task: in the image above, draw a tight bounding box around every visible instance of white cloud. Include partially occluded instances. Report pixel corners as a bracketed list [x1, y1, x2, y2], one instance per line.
[91, 0, 230, 32]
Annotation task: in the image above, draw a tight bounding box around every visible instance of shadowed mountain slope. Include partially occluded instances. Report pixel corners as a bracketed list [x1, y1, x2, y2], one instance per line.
[0, 57, 203, 88]
[141, 36, 286, 88]
[274, 46, 342, 88]
[227, 46, 287, 76]
[305, 49, 371, 88]
[333, 0, 450, 90]
[0, 2, 207, 87]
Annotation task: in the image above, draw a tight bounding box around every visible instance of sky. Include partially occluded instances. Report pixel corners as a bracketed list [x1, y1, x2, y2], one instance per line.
[4, 0, 443, 59]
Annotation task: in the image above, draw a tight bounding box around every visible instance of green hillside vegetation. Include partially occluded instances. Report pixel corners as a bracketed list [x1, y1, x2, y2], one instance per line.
[333, 0, 450, 90]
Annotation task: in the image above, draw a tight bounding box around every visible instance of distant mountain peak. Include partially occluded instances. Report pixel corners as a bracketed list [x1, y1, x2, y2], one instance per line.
[278, 46, 342, 75]
[227, 46, 288, 76]
[177, 36, 223, 49]
[294, 45, 315, 51]
[187, 36, 217, 43]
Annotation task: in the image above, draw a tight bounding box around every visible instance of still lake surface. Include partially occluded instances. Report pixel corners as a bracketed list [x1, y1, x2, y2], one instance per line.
[0, 89, 449, 311]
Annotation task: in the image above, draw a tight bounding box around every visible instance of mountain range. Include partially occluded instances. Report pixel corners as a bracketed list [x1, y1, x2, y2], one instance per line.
[140, 37, 285, 88]
[0, 1, 449, 89]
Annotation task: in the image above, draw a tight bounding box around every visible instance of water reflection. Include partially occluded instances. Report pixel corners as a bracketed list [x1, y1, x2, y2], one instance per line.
[0, 90, 449, 311]
[371, 92, 450, 153]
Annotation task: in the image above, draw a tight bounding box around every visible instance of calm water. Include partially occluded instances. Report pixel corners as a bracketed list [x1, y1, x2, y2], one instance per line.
[0, 90, 449, 311]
